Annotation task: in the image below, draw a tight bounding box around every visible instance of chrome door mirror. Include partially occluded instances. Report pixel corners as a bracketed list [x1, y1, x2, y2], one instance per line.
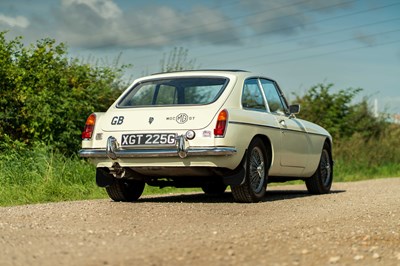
[289, 104, 300, 118]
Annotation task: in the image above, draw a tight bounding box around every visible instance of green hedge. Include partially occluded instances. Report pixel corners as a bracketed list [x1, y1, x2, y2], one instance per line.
[0, 32, 128, 155]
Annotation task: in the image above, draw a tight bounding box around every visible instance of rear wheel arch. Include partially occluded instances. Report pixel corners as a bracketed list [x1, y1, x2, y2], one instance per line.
[253, 134, 272, 170]
[231, 136, 271, 202]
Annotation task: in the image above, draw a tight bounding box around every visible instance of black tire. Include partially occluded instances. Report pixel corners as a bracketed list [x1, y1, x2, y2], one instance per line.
[231, 138, 268, 203]
[306, 142, 333, 194]
[201, 182, 227, 195]
[106, 179, 145, 202]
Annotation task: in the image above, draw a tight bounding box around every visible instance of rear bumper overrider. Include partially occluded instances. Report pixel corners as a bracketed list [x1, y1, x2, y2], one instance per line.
[79, 136, 237, 160]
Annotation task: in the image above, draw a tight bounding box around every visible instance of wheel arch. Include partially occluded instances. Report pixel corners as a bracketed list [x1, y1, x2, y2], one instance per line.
[252, 134, 273, 170]
[324, 137, 334, 174]
[324, 137, 333, 162]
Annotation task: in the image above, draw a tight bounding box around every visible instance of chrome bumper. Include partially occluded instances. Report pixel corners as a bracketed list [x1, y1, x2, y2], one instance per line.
[79, 147, 237, 159]
[79, 136, 237, 159]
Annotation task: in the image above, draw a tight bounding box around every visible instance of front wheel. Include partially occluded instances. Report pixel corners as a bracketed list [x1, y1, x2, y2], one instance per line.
[106, 179, 145, 202]
[306, 142, 333, 194]
[231, 138, 268, 203]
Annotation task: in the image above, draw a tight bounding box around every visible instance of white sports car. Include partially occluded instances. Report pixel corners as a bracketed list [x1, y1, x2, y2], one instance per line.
[79, 70, 333, 203]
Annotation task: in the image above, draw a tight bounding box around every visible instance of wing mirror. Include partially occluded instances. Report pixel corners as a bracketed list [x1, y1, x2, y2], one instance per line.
[289, 104, 300, 118]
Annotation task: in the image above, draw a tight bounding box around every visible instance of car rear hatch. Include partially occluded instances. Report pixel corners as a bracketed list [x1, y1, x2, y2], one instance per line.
[101, 75, 233, 133]
[100, 105, 220, 132]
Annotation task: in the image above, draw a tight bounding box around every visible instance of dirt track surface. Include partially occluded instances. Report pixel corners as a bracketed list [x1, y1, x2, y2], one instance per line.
[1, 178, 399, 266]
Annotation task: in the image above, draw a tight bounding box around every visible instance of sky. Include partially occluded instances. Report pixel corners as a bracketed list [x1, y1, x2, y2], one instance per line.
[1, 0, 399, 114]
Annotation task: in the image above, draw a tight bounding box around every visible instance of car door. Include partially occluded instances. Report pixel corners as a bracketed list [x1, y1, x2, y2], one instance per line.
[259, 79, 309, 168]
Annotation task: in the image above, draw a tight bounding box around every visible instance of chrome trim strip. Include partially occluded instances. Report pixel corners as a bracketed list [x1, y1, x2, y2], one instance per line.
[229, 120, 328, 138]
[79, 147, 237, 159]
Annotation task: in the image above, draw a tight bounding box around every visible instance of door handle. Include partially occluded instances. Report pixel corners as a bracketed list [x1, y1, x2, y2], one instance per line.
[279, 119, 286, 126]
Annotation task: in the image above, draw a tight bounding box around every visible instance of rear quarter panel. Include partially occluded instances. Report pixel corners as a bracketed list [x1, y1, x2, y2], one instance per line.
[300, 119, 332, 177]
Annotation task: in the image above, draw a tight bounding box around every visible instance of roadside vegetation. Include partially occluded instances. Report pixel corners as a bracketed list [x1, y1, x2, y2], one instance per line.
[294, 84, 400, 182]
[1, 33, 399, 206]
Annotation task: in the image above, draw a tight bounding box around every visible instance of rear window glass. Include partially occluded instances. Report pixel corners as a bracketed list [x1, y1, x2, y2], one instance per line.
[118, 77, 228, 107]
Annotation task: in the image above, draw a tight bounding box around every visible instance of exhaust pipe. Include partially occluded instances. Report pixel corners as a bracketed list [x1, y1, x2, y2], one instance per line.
[110, 162, 125, 178]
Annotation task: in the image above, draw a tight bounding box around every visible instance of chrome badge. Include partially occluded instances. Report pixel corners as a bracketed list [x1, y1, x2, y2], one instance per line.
[176, 113, 188, 124]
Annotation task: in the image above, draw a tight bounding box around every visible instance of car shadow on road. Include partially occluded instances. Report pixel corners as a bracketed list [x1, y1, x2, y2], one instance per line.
[266, 189, 345, 202]
[137, 189, 346, 204]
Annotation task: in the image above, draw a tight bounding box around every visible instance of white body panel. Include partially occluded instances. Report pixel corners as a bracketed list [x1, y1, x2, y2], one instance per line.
[80, 70, 332, 180]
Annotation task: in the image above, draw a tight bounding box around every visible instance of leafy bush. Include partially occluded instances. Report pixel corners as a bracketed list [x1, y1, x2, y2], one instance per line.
[294, 83, 400, 180]
[293, 83, 387, 139]
[0, 32, 128, 154]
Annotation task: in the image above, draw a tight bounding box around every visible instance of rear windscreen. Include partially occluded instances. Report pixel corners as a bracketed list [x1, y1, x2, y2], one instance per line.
[117, 77, 228, 107]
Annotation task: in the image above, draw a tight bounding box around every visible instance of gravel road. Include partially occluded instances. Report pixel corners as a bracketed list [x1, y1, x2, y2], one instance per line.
[1, 178, 399, 266]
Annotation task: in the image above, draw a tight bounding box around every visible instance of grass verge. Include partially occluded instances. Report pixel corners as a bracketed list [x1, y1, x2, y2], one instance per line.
[0, 145, 105, 206]
[0, 144, 199, 206]
[1, 132, 399, 207]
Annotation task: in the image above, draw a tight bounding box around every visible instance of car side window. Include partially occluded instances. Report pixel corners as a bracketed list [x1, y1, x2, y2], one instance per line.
[155, 85, 178, 105]
[260, 79, 286, 114]
[242, 79, 266, 111]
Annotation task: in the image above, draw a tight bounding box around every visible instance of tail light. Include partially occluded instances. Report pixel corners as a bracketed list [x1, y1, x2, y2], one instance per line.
[214, 109, 228, 137]
[82, 113, 96, 140]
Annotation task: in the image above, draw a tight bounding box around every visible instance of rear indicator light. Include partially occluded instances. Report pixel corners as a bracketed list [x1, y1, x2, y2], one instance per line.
[214, 109, 228, 137]
[82, 113, 96, 140]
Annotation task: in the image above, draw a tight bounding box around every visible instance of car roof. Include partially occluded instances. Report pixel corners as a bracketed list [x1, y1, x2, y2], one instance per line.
[131, 70, 277, 86]
[138, 69, 274, 81]
[150, 69, 250, 75]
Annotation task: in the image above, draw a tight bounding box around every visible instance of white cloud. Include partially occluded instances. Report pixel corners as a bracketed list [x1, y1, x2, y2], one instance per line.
[0, 14, 29, 28]
[56, 2, 240, 49]
[239, 0, 354, 36]
[61, 0, 122, 19]
[6, 0, 354, 49]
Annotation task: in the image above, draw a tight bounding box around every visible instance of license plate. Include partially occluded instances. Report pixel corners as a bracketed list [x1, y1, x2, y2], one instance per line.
[121, 133, 177, 146]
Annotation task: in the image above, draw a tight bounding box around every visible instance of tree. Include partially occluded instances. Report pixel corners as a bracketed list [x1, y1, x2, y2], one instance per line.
[159, 47, 199, 72]
[0, 32, 129, 154]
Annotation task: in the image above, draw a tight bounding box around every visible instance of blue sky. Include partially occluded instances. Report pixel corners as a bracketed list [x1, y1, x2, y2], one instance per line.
[1, 0, 399, 114]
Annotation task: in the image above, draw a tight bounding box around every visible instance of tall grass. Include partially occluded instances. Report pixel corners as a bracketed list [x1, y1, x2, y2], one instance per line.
[0, 144, 106, 206]
[333, 124, 400, 181]
[0, 144, 196, 206]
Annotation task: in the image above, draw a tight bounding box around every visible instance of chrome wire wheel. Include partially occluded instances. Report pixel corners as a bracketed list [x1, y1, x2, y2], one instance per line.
[249, 146, 265, 194]
[231, 137, 268, 203]
[320, 149, 332, 187]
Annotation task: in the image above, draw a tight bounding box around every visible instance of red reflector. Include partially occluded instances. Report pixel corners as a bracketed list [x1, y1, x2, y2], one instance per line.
[82, 113, 96, 139]
[214, 109, 228, 137]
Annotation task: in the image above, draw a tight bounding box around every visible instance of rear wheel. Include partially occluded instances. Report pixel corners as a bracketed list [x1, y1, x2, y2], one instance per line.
[306, 142, 333, 194]
[231, 138, 268, 203]
[106, 179, 145, 202]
